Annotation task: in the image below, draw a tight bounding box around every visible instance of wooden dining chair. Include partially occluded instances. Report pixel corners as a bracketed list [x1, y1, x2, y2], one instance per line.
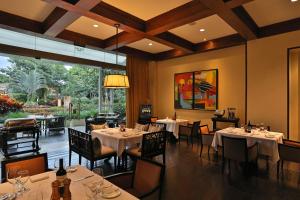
[178, 121, 200, 147]
[68, 128, 117, 170]
[106, 159, 165, 200]
[222, 136, 258, 175]
[126, 131, 167, 167]
[277, 139, 300, 178]
[1, 153, 49, 183]
[198, 125, 215, 158]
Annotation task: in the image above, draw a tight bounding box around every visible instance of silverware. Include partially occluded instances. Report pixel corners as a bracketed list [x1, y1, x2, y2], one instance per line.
[73, 174, 94, 182]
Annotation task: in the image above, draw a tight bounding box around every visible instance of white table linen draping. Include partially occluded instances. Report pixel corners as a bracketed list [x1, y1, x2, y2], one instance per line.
[0, 165, 139, 200]
[212, 127, 284, 163]
[156, 119, 189, 139]
[92, 128, 146, 157]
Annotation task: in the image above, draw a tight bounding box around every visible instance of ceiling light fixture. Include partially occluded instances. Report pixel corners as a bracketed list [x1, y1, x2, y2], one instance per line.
[200, 28, 205, 32]
[104, 24, 130, 89]
[291, 0, 298, 2]
[203, 38, 207, 41]
[148, 43, 153, 46]
[93, 24, 99, 28]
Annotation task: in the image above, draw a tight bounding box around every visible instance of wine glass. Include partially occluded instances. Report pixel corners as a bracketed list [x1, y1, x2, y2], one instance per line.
[7, 169, 18, 194]
[16, 169, 30, 193]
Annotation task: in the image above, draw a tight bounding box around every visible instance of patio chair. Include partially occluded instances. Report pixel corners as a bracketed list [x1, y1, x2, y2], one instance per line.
[46, 116, 65, 135]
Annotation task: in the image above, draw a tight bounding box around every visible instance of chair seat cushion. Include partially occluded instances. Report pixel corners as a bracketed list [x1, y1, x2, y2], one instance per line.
[94, 145, 115, 157]
[127, 147, 141, 157]
[284, 141, 300, 148]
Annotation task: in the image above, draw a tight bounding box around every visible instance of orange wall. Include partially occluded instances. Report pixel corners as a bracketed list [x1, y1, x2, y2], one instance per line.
[151, 30, 300, 137]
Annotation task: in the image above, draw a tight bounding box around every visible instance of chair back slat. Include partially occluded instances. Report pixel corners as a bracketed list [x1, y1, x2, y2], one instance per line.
[141, 131, 166, 158]
[222, 136, 247, 162]
[68, 128, 93, 158]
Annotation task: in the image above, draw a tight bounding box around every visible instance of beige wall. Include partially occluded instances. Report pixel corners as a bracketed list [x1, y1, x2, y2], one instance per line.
[152, 45, 245, 129]
[150, 30, 300, 137]
[247, 30, 300, 136]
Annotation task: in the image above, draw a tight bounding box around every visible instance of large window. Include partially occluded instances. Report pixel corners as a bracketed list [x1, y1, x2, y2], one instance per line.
[0, 54, 126, 125]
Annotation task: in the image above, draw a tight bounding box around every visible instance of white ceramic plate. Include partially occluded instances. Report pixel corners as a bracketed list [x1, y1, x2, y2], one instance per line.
[101, 188, 121, 199]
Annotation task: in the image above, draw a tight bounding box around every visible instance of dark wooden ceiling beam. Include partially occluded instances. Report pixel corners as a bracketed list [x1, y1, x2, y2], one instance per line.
[118, 46, 156, 60]
[259, 17, 300, 38]
[155, 34, 245, 60]
[147, 32, 195, 53]
[0, 11, 43, 33]
[232, 6, 259, 35]
[103, 32, 145, 50]
[198, 0, 257, 40]
[146, 0, 253, 36]
[43, 0, 101, 37]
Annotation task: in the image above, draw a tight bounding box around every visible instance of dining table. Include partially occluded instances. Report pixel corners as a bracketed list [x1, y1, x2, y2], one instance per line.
[212, 127, 284, 163]
[0, 165, 139, 200]
[156, 118, 189, 139]
[91, 128, 147, 157]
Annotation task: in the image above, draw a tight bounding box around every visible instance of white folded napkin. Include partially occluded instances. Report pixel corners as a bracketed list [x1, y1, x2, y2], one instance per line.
[30, 174, 49, 183]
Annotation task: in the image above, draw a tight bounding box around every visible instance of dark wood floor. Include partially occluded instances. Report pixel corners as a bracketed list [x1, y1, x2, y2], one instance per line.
[1, 127, 300, 199]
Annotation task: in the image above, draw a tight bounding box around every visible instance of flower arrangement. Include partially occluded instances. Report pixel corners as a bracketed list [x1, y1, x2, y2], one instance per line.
[0, 94, 23, 114]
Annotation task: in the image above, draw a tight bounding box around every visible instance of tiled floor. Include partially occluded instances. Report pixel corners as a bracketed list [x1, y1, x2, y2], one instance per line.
[1, 128, 300, 199]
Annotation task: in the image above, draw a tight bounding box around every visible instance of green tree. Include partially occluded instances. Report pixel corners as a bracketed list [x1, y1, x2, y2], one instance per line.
[10, 69, 47, 105]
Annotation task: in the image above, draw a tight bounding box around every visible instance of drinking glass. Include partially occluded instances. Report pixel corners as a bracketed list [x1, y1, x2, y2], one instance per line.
[7, 169, 18, 194]
[16, 169, 30, 193]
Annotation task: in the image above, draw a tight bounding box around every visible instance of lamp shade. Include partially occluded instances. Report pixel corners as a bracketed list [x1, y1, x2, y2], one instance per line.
[103, 74, 130, 88]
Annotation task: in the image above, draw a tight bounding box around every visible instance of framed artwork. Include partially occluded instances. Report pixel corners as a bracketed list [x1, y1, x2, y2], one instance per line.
[174, 72, 193, 109]
[194, 69, 218, 110]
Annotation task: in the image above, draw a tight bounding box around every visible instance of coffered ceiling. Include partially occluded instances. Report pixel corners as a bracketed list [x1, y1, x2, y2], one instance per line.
[169, 15, 237, 43]
[0, 0, 55, 22]
[0, 0, 299, 61]
[66, 16, 123, 40]
[244, 0, 300, 27]
[102, 0, 192, 20]
[127, 38, 173, 53]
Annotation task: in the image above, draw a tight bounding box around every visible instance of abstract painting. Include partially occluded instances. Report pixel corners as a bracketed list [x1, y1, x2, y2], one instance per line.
[174, 72, 193, 109]
[194, 69, 218, 110]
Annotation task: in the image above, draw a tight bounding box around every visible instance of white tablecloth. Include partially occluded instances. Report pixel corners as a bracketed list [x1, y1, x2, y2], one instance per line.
[212, 127, 284, 163]
[156, 119, 189, 139]
[92, 128, 146, 156]
[0, 165, 139, 200]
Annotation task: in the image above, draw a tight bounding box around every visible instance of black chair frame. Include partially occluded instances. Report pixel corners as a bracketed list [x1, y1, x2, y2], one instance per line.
[68, 128, 117, 170]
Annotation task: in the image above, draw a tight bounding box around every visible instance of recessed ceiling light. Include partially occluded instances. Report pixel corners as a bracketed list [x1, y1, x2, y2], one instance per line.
[200, 28, 205, 32]
[93, 24, 99, 28]
[203, 38, 207, 41]
[148, 43, 153, 46]
[291, 0, 298, 2]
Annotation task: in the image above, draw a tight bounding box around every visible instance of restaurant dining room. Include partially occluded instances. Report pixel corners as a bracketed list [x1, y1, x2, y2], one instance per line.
[0, 0, 300, 199]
